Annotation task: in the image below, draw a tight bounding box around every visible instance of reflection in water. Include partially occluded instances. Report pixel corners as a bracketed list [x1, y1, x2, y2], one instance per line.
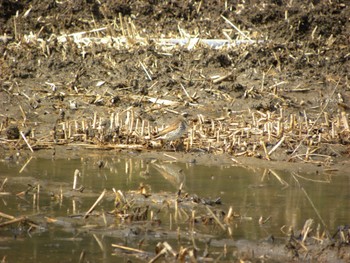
[151, 162, 185, 188]
[0, 155, 349, 262]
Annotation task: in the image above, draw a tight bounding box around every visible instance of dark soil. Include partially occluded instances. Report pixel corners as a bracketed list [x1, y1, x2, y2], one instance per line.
[0, 2, 350, 260]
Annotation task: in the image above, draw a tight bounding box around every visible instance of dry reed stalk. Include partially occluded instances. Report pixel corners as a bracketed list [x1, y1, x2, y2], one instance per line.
[148, 120, 153, 138]
[180, 83, 193, 102]
[72, 199, 76, 214]
[68, 121, 72, 139]
[268, 136, 285, 156]
[149, 247, 167, 263]
[206, 206, 226, 231]
[0, 216, 26, 227]
[267, 122, 272, 141]
[19, 105, 27, 123]
[140, 61, 152, 81]
[135, 118, 139, 135]
[20, 131, 34, 152]
[221, 15, 252, 41]
[84, 189, 106, 219]
[130, 110, 134, 133]
[289, 114, 295, 131]
[118, 13, 125, 36]
[74, 120, 78, 132]
[341, 111, 349, 130]
[324, 112, 329, 126]
[0, 178, 8, 192]
[110, 113, 114, 130]
[19, 156, 33, 173]
[174, 199, 178, 222]
[141, 119, 145, 136]
[0, 211, 15, 220]
[111, 243, 146, 254]
[252, 112, 256, 126]
[212, 72, 233, 84]
[73, 169, 80, 190]
[224, 206, 233, 223]
[260, 140, 270, 160]
[93, 112, 97, 129]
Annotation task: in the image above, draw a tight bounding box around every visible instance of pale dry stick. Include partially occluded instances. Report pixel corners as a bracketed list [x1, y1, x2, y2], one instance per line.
[303, 110, 309, 132]
[72, 199, 76, 214]
[222, 30, 233, 41]
[162, 242, 177, 257]
[268, 136, 285, 156]
[140, 61, 152, 81]
[221, 15, 252, 41]
[301, 187, 331, 239]
[36, 184, 40, 210]
[84, 189, 106, 219]
[19, 105, 27, 123]
[81, 120, 85, 132]
[291, 80, 340, 157]
[110, 113, 114, 130]
[196, 0, 202, 13]
[112, 243, 146, 254]
[311, 25, 318, 40]
[0, 178, 8, 192]
[341, 111, 349, 130]
[135, 118, 139, 136]
[92, 113, 97, 129]
[118, 13, 125, 36]
[124, 16, 132, 38]
[206, 206, 226, 231]
[130, 110, 135, 133]
[0, 211, 15, 220]
[261, 72, 265, 91]
[212, 73, 233, 84]
[13, 12, 18, 40]
[0, 216, 26, 227]
[148, 247, 167, 263]
[125, 110, 130, 130]
[141, 119, 145, 137]
[260, 140, 270, 160]
[73, 169, 80, 190]
[116, 112, 120, 130]
[147, 97, 179, 106]
[267, 81, 287, 90]
[163, 153, 177, 160]
[74, 120, 78, 133]
[224, 206, 233, 224]
[174, 199, 178, 222]
[68, 121, 72, 139]
[324, 112, 329, 126]
[19, 156, 33, 173]
[20, 131, 34, 152]
[180, 83, 193, 102]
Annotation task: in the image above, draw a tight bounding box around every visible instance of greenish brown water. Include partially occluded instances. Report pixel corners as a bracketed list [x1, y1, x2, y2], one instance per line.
[0, 155, 349, 262]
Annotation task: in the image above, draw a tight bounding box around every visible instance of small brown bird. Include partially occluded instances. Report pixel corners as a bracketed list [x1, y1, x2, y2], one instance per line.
[154, 117, 188, 141]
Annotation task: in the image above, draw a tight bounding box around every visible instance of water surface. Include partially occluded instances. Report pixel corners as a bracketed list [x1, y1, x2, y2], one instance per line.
[0, 155, 349, 262]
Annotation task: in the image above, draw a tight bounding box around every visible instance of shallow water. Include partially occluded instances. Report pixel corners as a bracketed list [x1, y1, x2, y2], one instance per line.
[0, 155, 349, 262]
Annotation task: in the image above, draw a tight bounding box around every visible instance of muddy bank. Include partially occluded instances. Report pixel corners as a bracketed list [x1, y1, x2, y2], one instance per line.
[1, 0, 350, 169]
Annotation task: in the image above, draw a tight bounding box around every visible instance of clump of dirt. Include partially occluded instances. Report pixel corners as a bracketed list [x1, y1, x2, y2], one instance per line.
[0, 1, 350, 165]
